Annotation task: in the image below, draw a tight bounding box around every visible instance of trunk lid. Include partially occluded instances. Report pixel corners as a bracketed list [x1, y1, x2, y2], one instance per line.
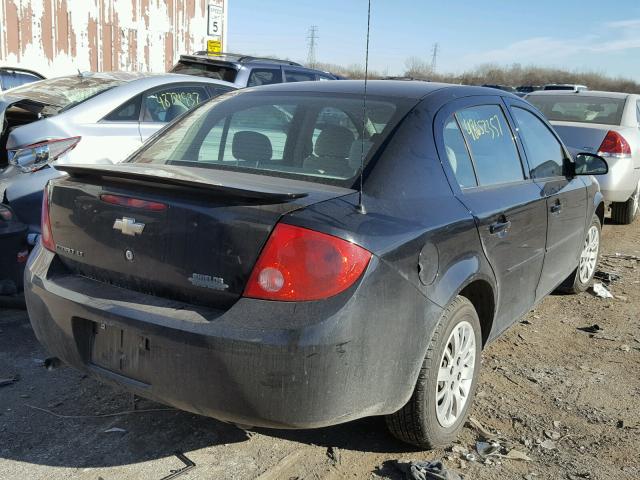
[550, 122, 611, 154]
[48, 163, 353, 308]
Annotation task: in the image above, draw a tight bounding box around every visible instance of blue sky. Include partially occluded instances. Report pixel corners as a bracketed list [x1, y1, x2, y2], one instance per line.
[228, 0, 640, 79]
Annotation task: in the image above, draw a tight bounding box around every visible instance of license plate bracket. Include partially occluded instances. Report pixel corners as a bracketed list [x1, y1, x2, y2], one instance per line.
[90, 322, 152, 384]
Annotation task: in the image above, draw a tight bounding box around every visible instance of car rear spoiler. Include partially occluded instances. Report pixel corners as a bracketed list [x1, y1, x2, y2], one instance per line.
[55, 164, 309, 201]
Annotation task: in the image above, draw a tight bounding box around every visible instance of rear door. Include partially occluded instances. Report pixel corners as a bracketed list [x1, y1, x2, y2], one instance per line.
[436, 97, 547, 331]
[138, 83, 213, 142]
[506, 99, 588, 298]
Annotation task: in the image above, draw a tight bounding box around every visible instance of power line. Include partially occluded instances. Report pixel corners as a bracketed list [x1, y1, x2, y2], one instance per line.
[307, 25, 318, 68]
[431, 42, 439, 74]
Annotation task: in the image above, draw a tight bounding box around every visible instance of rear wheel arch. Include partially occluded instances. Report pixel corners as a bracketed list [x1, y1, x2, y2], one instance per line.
[458, 279, 495, 347]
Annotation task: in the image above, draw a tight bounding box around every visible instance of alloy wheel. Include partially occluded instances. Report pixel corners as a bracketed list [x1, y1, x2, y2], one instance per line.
[578, 225, 599, 284]
[435, 320, 476, 428]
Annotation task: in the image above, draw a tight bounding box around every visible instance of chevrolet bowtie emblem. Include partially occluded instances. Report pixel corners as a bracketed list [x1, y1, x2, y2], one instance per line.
[113, 217, 145, 236]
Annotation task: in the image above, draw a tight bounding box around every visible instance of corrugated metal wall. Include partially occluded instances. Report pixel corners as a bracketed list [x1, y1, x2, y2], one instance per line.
[0, 0, 216, 77]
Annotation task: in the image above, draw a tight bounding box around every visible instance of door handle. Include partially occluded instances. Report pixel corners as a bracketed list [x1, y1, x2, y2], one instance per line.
[550, 201, 562, 214]
[489, 219, 512, 235]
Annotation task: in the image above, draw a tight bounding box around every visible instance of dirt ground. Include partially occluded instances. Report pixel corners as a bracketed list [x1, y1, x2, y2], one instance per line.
[1, 217, 638, 480]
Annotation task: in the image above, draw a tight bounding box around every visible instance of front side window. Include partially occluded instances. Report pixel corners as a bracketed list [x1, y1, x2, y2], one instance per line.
[456, 105, 524, 186]
[131, 92, 409, 187]
[527, 95, 626, 126]
[636, 101, 640, 124]
[247, 69, 282, 87]
[141, 85, 210, 123]
[442, 117, 476, 188]
[512, 107, 565, 178]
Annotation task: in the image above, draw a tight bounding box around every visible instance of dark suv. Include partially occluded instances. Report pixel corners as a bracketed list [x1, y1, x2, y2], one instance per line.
[170, 52, 336, 88]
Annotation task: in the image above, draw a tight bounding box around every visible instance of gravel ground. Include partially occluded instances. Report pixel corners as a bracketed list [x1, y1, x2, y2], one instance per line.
[0, 217, 638, 479]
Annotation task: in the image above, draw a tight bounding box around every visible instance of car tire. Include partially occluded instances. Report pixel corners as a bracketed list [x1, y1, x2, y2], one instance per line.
[385, 296, 482, 449]
[611, 184, 639, 225]
[558, 215, 601, 294]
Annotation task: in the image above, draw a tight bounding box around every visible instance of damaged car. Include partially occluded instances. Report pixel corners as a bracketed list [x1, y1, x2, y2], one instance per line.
[0, 71, 236, 179]
[25, 81, 608, 448]
[0, 72, 235, 298]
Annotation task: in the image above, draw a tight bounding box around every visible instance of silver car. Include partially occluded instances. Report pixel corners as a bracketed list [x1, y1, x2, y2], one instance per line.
[0, 72, 235, 176]
[527, 90, 640, 224]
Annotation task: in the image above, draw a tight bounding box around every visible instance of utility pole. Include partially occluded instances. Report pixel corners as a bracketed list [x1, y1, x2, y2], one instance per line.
[430, 42, 439, 74]
[307, 25, 318, 68]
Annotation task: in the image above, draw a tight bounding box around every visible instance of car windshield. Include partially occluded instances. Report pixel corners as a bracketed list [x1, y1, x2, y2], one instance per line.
[6, 74, 129, 109]
[130, 91, 413, 187]
[171, 61, 238, 83]
[528, 95, 626, 125]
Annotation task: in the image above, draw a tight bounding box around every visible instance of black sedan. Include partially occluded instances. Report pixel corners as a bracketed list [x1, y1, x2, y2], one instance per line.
[25, 81, 607, 448]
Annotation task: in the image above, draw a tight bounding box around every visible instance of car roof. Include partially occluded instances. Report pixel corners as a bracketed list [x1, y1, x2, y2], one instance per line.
[243, 80, 512, 100]
[181, 52, 302, 67]
[527, 89, 631, 99]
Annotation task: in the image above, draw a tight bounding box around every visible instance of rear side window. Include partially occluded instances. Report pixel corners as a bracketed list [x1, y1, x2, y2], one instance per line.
[456, 105, 524, 186]
[442, 117, 476, 188]
[141, 85, 210, 123]
[104, 95, 141, 122]
[636, 101, 640, 124]
[512, 107, 565, 178]
[284, 70, 316, 83]
[247, 69, 282, 87]
[527, 95, 626, 126]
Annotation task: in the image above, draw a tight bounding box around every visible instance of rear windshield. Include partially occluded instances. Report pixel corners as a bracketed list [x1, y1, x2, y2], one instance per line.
[129, 91, 413, 187]
[6, 75, 127, 110]
[171, 61, 238, 83]
[528, 95, 627, 125]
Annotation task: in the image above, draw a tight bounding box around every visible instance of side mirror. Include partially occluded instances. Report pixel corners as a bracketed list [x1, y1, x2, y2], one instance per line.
[574, 152, 608, 175]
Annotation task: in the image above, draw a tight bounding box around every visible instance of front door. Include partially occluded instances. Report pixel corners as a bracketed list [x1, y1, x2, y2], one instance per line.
[437, 99, 547, 331]
[507, 102, 588, 299]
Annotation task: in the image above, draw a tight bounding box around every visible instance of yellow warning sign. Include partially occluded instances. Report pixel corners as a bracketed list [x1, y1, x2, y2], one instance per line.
[207, 40, 222, 55]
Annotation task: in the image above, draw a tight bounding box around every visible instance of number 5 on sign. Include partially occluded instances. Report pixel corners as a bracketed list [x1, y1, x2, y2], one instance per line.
[208, 5, 223, 36]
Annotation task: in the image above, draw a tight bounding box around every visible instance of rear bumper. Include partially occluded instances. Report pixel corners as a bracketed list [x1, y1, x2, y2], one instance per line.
[25, 244, 442, 429]
[597, 156, 640, 203]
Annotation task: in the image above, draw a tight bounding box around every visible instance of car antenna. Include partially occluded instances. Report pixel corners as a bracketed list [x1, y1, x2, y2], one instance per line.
[356, 0, 371, 215]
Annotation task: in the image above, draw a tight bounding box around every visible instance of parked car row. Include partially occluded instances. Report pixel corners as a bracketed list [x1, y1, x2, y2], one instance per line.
[0, 54, 337, 296]
[17, 76, 613, 448]
[526, 89, 640, 224]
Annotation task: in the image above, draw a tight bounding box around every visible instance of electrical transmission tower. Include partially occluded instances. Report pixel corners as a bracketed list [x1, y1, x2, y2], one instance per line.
[307, 25, 318, 68]
[431, 42, 439, 74]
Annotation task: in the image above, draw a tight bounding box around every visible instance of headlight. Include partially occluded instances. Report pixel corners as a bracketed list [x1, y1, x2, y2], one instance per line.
[9, 136, 81, 172]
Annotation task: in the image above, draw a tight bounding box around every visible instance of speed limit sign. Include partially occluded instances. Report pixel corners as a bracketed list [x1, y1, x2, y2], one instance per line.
[208, 5, 223, 36]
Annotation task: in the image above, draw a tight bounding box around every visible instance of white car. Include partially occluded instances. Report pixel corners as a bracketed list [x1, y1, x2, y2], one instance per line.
[0, 72, 235, 176]
[527, 90, 640, 224]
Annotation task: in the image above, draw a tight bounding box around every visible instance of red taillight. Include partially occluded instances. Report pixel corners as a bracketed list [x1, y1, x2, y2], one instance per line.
[100, 194, 167, 211]
[41, 186, 56, 252]
[598, 130, 631, 157]
[244, 223, 372, 301]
